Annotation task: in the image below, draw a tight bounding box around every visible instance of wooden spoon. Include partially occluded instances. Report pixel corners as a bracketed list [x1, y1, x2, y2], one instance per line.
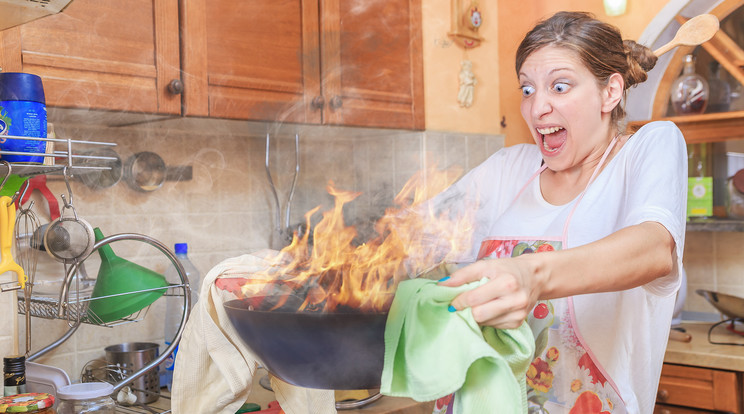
[653, 14, 719, 57]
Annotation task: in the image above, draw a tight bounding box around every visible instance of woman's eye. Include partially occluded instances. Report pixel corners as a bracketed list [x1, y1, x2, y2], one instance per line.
[520, 85, 535, 97]
[553, 82, 570, 93]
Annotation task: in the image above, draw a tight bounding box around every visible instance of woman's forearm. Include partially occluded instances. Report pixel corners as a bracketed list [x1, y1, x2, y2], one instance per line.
[526, 221, 676, 300]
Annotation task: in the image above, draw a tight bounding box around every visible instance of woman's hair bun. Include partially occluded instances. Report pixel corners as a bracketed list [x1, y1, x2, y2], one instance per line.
[623, 39, 658, 88]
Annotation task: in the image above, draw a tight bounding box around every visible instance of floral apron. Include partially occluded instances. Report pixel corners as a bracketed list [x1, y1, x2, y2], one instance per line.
[435, 138, 627, 414]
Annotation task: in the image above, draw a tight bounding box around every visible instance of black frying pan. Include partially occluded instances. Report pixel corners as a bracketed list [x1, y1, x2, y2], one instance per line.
[223, 297, 387, 390]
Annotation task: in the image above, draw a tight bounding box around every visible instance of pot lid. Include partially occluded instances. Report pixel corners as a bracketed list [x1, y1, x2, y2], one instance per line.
[0, 393, 54, 412]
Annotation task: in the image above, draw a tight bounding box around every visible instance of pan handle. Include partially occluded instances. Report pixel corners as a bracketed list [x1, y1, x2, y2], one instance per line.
[335, 392, 383, 410]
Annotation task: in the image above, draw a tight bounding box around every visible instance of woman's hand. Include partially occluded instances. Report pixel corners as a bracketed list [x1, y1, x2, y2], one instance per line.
[438, 257, 542, 329]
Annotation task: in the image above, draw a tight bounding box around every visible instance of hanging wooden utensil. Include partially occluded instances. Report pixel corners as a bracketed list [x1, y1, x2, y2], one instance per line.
[654, 14, 719, 57]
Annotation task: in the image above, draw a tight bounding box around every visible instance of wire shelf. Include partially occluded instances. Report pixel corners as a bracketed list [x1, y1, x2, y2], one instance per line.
[0, 134, 117, 177]
[17, 294, 149, 327]
[17, 283, 187, 327]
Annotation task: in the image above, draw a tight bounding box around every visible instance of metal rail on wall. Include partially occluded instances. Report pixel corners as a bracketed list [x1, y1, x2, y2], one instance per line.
[0, 134, 118, 177]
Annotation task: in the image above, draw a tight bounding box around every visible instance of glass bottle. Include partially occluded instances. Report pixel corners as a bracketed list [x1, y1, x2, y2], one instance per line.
[706, 61, 731, 113]
[4, 355, 26, 396]
[670, 54, 709, 115]
[687, 143, 714, 218]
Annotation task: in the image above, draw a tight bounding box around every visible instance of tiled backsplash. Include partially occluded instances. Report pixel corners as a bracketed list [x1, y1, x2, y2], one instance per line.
[0, 112, 505, 380]
[683, 231, 744, 319]
[0, 111, 737, 381]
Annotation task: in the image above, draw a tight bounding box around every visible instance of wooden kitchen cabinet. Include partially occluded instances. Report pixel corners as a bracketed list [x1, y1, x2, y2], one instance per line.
[0, 0, 424, 129]
[180, 0, 424, 129]
[654, 363, 742, 413]
[0, 0, 182, 115]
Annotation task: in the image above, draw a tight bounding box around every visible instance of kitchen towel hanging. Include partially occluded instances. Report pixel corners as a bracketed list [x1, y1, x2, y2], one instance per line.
[171, 252, 336, 414]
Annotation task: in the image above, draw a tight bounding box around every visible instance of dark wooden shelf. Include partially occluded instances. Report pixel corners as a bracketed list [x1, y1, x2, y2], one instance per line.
[687, 217, 744, 232]
[629, 111, 744, 144]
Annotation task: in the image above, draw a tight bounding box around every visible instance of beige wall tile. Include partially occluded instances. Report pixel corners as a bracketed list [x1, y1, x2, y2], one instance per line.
[0, 116, 507, 382]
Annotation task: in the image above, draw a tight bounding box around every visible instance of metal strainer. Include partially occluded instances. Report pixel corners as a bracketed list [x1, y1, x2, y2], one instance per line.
[44, 166, 94, 265]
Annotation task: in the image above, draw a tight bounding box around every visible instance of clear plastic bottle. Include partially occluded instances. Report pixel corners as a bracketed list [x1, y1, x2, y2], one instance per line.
[162, 243, 201, 391]
[670, 54, 709, 115]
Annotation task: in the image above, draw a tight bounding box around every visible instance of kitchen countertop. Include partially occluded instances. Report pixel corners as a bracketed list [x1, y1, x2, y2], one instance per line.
[125, 323, 744, 413]
[131, 322, 744, 413]
[665, 322, 744, 371]
[128, 368, 434, 414]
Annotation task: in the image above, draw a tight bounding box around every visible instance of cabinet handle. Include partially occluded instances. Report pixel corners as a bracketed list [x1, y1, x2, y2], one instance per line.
[657, 388, 669, 402]
[311, 96, 325, 110]
[168, 79, 184, 95]
[329, 95, 343, 109]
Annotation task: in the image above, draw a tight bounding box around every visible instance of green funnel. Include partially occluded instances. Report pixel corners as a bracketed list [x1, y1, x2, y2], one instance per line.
[88, 228, 168, 323]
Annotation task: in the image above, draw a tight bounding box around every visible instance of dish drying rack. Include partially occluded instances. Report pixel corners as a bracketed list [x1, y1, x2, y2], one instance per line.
[0, 134, 190, 413]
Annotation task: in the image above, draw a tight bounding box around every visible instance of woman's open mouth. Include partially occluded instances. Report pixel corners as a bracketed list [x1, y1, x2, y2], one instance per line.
[537, 126, 566, 154]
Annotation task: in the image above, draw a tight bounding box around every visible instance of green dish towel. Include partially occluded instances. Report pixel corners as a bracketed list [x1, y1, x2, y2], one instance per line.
[381, 278, 535, 414]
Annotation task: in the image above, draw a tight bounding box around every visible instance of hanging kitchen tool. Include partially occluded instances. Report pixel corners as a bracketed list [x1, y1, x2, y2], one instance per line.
[18, 175, 61, 251]
[265, 133, 300, 249]
[124, 151, 165, 192]
[76, 147, 122, 190]
[653, 14, 719, 57]
[44, 166, 95, 266]
[0, 196, 26, 290]
[0, 161, 26, 293]
[15, 180, 41, 356]
[123, 151, 192, 192]
[44, 166, 94, 325]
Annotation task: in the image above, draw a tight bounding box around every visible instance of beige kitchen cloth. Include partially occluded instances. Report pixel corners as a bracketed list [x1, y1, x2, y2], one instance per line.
[171, 252, 337, 414]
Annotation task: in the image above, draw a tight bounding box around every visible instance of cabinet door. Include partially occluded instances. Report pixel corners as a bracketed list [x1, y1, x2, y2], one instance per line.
[0, 0, 181, 115]
[657, 363, 741, 413]
[181, 0, 322, 124]
[321, 0, 424, 130]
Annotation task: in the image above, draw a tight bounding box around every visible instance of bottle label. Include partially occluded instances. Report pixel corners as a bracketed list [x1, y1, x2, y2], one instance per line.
[4, 371, 25, 386]
[688, 177, 713, 217]
[0, 101, 47, 163]
[164, 342, 179, 371]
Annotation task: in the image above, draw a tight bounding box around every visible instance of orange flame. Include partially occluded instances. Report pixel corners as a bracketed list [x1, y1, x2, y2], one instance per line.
[242, 165, 476, 313]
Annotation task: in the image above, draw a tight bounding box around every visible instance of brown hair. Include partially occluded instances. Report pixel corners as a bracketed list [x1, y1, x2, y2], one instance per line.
[515, 11, 657, 128]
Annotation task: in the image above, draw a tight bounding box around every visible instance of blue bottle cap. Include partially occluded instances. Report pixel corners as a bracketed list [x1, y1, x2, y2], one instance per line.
[174, 243, 188, 254]
[0, 72, 45, 104]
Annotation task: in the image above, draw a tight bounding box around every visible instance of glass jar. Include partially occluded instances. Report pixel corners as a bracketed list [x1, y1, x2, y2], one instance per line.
[56, 383, 115, 414]
[670, 54, 709, 115]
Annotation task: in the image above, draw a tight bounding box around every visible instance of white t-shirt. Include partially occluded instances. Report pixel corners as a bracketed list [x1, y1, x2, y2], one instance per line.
[429, 121, 687, 413]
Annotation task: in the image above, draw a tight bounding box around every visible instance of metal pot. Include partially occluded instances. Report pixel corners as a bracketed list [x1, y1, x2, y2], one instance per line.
[696, 289, 744, 319]
[223, 297, 386, 390]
